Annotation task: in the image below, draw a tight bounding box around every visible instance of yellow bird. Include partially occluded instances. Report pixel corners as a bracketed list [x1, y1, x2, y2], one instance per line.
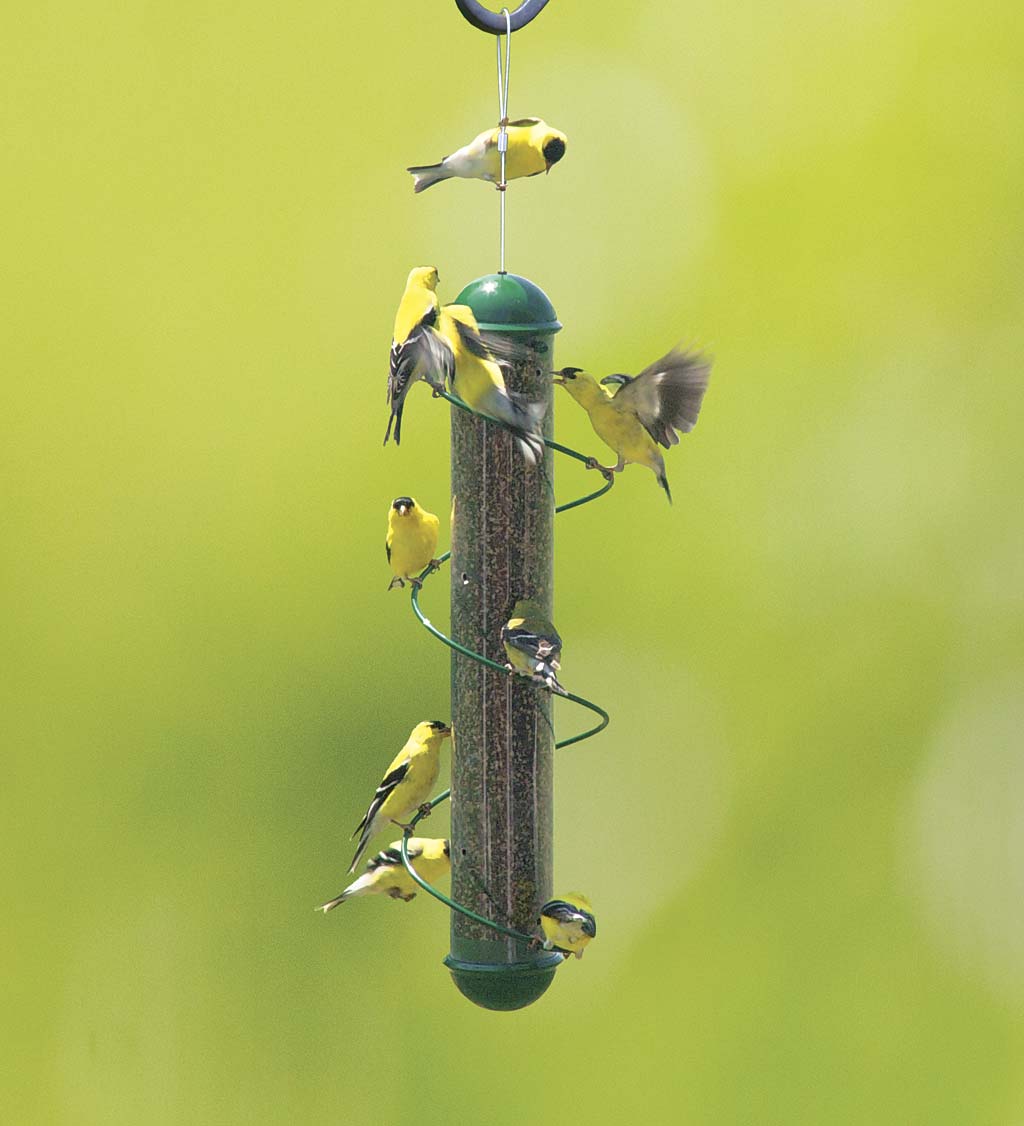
[538, 893, 597, 960]
[407, 118, 568, 193]
[317, 838, 450, 912]
[386, 496, 440, 590]
[439, 305, 545, 464]
[348, 720, 452, 872]
[501, 597, 565, 695]
[554, 346, 712, 502]
[385, 266, 453, 446]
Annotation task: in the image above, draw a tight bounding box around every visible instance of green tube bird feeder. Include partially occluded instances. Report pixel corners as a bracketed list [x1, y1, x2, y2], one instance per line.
[445, 273, 563, 1010]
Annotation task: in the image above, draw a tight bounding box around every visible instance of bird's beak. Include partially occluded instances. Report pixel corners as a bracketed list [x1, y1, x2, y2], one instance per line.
[440, 723, 452, 737]
[397, 503, 410, 516]
[551, 372, 565, 385]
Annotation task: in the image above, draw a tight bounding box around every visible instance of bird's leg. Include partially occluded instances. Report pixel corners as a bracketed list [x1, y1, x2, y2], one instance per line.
[416, 802, 432, 819]
[390, 818, 416, 833]
[401, 892, 417, 902]
[584, 456, 616, 482]
[409, 575, 423, 590]
[527, 936, 542, 952]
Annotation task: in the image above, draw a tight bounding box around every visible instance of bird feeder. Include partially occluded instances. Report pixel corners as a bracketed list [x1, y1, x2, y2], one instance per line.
[445, 273, 563, 1009]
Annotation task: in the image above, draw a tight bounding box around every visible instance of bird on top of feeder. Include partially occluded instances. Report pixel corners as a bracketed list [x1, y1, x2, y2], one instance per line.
[348, 720, 452, 872]
[385, 266, 452, 446]
[553, 346, 712, 503]
[407, 118, 568, 193]
[386, 496, 441, 591]
[536, 893, 597, 960]
[317, 838, 450, 912]
[439, 304, 545, 465]
[501, 597, 566, 695]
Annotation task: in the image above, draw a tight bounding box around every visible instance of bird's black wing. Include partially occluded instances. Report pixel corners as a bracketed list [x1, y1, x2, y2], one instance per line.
[500, 622, 562, 665]
[385, 539, 391, 564]
[368, 841, 421, 871]
[351, 759, 410, 838]
[610, 346, 712, 449]
[506, 117, 541, 127]
[386, 307, 454, 444]
[540, 899, 597, 936]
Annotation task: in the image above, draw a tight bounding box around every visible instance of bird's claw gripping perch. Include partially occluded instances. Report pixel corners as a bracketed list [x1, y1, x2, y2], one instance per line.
[584, 456, 616, 482]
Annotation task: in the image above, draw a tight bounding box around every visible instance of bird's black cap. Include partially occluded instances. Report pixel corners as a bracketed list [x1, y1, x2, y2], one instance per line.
[543, 136, 566, 165]
[392, 496, 414, 510]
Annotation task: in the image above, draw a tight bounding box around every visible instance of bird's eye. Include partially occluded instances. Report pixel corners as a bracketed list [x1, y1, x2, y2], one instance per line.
[565, 371, 576, 380]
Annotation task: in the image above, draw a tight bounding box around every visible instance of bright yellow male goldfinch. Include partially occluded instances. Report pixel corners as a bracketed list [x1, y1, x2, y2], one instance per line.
[538, 893, 597, 960]
[554, 346, 711, 502]
[348, 721, 452, 873]
[386, 496, 440, 590]
[439, 305, 545, 464]
[317, 838, 450, 912]
[385, 266, 454, 446]
[407, 118, 568, 192]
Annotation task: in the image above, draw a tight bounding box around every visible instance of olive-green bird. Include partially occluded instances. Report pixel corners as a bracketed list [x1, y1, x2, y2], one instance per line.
[554, 346, 712, 502]
[501, 597, 566, 696]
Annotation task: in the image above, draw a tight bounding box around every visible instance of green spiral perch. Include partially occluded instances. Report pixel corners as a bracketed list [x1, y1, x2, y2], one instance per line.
[396, 273, 613, 1010]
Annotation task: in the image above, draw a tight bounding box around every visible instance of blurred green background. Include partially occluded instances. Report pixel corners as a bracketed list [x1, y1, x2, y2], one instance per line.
[3, 1, 1023, 1122]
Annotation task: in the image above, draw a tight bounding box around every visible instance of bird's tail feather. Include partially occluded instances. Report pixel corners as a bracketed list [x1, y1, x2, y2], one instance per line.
[506, 392, 546, 466]
[407, 164, 451, 193]
[658, 470, 672, 504]
[383, 404, 403, 446]
[349, 828, 374, 872]
[318, 872, 371, 912]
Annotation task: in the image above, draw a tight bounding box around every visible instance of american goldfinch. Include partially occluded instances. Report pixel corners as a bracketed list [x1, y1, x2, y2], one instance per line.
[501, 597, 565, 695]
[439, 305, 545, 464]
[386, 496, 440, 590]
[317, 838, 450, 912]
[385, 266, 454, 446]
[538, 893, 597, 960]
[554, 347, 711, 503]
[407, 118, 568, 193]
[348, 720, 452, 872]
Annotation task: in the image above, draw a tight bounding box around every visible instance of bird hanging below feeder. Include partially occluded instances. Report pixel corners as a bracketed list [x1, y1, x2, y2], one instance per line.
[553, 346, 712, 503]
[318, 838, 450, 911]
[348, 720, 452, 872]
[407, 118, 568, 193]
[386, 496, 441, 591]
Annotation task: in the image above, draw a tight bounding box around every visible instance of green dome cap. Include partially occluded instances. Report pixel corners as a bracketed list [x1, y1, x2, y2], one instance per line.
[453, 273, 561, 334]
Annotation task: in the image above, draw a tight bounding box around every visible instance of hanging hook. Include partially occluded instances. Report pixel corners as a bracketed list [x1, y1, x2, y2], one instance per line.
[454, 0, 551, 35]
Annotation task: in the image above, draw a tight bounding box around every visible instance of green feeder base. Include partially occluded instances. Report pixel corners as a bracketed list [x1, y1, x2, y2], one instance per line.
[444, 952, 563, 1012]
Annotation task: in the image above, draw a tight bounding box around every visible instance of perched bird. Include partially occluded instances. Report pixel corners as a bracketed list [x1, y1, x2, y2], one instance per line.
[501, 597, 565, 695]
[317, 838, 450, 912]
[386, 496, 440, 590]
[554, 346, 712, 503]
[439, 304, 545, 464]
[385, 266, 453, 446]
[407, 118, 568, 193]
[348, 720, 452, 872]
[538, 893, 597, 960]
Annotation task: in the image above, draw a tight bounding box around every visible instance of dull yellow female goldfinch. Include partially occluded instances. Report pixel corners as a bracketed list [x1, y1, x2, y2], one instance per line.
[538, 893, 597, 960]
[501, 597, 565, 695]
[407, 118, 568, 192]
[439, 305, 545, 464]
[554, 346, 711, 503]
[386, 496, 440, 590]
[385, 266, 454, 446]
[317, 838, 450, 912]
[348, 721, 451, 872]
